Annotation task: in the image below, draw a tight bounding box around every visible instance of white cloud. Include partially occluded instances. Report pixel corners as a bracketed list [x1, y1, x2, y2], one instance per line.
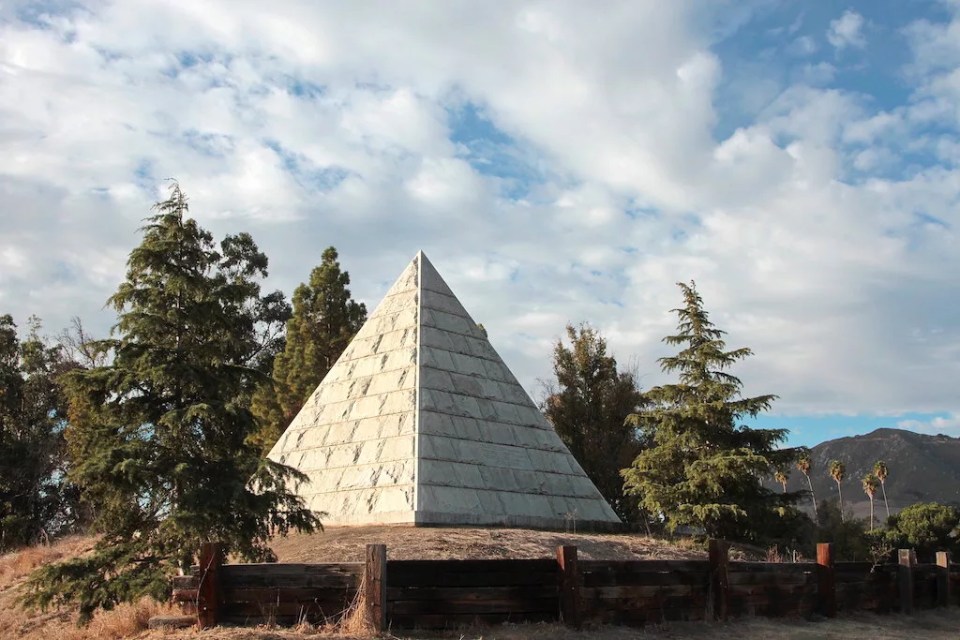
[0, 0, 959, 426]
[898, 413, 960, 434]
[827, 10, 867, 50]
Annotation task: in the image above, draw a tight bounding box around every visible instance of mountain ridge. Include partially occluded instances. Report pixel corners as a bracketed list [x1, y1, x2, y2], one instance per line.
[783, 428, 960, 519]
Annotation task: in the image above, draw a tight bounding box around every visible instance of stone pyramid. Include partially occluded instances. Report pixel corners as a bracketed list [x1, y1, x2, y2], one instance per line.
[267, 251, 621, 529]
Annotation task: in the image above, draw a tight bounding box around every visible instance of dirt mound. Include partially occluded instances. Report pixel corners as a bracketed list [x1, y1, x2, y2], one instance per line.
[269, 525, 704, 562]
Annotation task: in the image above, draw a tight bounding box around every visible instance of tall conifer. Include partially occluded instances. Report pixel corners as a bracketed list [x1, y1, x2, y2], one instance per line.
[250, 247, 366, 452]
[24, 183, 319, 621]
[622, 282, 799, 542]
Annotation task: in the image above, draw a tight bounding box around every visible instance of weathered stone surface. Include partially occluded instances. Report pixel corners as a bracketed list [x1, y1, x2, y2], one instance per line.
[266, 251, 620, 528]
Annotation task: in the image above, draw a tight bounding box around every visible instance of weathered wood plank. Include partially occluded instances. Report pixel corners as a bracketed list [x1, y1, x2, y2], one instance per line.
[387, 610, 557, 628]
[388, 568, 558, 588]
[709, 539, 730, 621]
[365, 544, 387, 634]
[221, 564, 362, 589]
[197, 543, 223, 629]
[817, 543, 836, 618]
[582, 584, 698, 599]
[222, 586, 358, 604]
[386, 585, 557, 602]
[557, 545, 581, 629]
[222, 601, 354, 618]
[388, 598, 559, 616]
[582, 568, 710, 587]
[171, 575, 198, 590]
[580, 560, 710, 572]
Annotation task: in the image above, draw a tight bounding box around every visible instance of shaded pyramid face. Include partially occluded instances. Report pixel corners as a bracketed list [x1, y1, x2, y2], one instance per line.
[268, 252, 620, 528]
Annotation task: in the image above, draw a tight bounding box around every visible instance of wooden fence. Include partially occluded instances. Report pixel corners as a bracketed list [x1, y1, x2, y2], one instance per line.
[171, 541, 959, 630]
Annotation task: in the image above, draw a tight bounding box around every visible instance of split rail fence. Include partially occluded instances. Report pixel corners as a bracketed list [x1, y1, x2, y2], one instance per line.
[171, 541, 960, 630]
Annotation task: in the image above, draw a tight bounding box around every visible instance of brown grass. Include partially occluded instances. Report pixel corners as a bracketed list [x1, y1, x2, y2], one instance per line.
[6, 529, 960, 639]
[0, 535, 95, 584]
[268, 526, 708, 563]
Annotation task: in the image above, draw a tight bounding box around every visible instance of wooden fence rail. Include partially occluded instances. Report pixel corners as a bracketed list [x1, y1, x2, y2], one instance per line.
[170, 541, 960, 630]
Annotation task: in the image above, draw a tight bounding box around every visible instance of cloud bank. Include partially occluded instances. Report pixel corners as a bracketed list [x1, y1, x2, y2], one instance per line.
[1, 1, 959, 431]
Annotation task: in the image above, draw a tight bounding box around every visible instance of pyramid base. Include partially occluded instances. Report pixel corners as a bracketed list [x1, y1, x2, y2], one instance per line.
[315, 510, 624, 533]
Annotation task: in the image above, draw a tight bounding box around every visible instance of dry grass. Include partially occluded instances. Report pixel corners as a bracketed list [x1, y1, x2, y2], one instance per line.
[5, 529, 959, 639]
[269, 526, 708, 563]
[0, 536, 178, 640]
[0, 535, 95, 584]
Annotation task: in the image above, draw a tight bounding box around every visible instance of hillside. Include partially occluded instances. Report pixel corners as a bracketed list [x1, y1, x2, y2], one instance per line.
[785, 428, 960, 519]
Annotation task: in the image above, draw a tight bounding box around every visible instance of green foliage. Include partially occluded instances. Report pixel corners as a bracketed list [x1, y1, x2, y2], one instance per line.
[885, 502, 960, 560]
[250, 246, 366, 453]
[0, 315, 80, 550]
[816, 499, 871, 560]
[22, 183, 321, 622]
[621, 281, 801, 543]
[543, 323, 646, 522]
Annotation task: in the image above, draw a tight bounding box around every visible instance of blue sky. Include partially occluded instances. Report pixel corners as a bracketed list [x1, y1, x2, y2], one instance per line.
[1, 1, 959, 447]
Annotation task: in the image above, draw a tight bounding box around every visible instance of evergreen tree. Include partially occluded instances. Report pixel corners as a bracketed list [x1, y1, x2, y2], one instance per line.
[23, 183, 320, 621]
[250, 247, 366, 452]
[621, 281, 799, 543]
[0, 316, 76, 550]
[543, 324, 646, 523]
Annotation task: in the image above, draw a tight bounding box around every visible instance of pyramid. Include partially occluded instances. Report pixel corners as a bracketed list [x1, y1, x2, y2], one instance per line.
[267, 251, 621, 529]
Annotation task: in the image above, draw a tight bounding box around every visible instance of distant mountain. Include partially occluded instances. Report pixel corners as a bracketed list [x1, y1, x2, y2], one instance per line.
[780, 428, 960, 520]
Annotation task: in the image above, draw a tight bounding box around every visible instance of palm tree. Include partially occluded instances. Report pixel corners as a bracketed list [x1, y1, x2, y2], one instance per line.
[774, 469, 788, 493]
[873, 461, 890, 521]
[829, 460, 846, 522]
[862, 474, 879, 532]
[796, 452, 818, 519]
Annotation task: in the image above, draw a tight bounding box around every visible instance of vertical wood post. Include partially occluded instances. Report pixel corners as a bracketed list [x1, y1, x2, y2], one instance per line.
[816, 543, 836, 618]
[936, 551, 951, 608]
[557, 545, 582, 628]
[708, 539, 730, 621]
[365, 544, 387, 633]
[899, 548, 916, 614]
[197, 542, 223, 629]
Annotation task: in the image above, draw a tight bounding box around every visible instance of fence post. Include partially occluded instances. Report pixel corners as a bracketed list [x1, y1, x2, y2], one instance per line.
[708, 539, 730, 621]
[899, 548, 916, 614]
[197, 542, 223, 628]
[936, 551, 951, 608]
[816, 543, 836, 618]
[365, 544, 387, 633]
[557, 545, 582, 628]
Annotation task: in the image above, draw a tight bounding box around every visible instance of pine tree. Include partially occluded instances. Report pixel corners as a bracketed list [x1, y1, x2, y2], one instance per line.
[543, 324, 646, 523]
[873, 460, 890, 521]
[795, 451, 818, 519]
[621, 281, 799, 542]
[829, 460, 846, 522]
[250, 247, 366, 452]
[0, 316, 76, 550]
[22, 183, 320, 621]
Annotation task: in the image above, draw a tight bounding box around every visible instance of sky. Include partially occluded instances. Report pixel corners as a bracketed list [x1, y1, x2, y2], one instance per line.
[1, 1, 959, 448]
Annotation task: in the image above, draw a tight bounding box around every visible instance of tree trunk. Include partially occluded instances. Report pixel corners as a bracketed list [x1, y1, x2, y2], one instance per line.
[836, 481, 844, 522]
[880, 480, 890, 521]
[869, 497, 874, 532]
[805, 474, 818, 519]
